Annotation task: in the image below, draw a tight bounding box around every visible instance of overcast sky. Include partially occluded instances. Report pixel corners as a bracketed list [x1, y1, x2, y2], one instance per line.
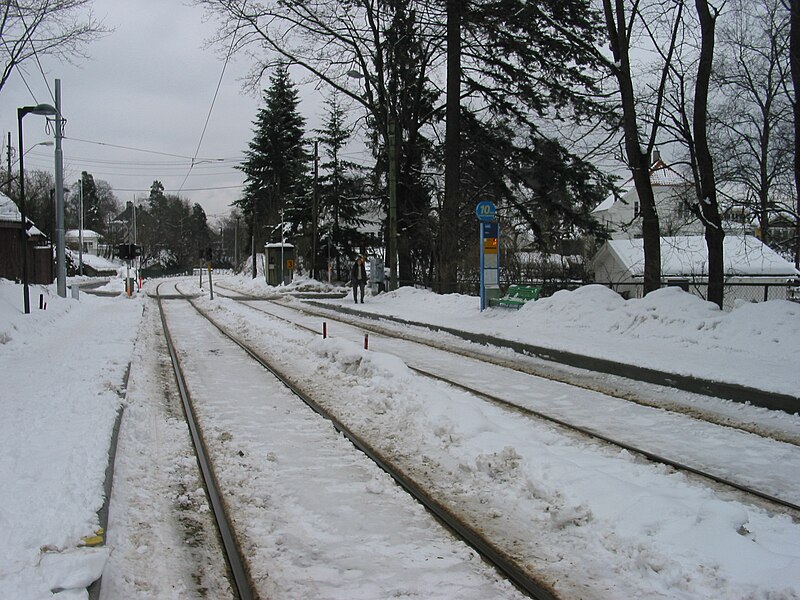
[1, 0, 330, 222]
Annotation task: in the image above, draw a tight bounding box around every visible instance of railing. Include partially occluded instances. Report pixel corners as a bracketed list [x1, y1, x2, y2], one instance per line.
[591, 280, 799, 311]
[419, 278, 800, 312]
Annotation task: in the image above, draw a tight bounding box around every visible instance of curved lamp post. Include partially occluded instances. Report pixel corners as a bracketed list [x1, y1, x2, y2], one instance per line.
[18, 103, 57, 314]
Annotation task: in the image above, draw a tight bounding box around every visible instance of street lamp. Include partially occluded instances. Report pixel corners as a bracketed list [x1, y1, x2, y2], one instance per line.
[24, 140, 53, 155]
[18, 103, 57, 314]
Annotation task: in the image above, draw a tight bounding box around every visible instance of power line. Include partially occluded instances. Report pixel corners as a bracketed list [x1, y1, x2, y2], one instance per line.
[6, 5, 54, 104]
[23, 150, 242, 168]
[65, 136, 226, 161]
[178, 0, 246, 194]
[112, 183, 245, 193]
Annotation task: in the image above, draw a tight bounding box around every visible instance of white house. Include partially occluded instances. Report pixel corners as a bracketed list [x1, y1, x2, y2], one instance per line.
[592, 154, 703, 240]
[589, 235, 799, 309]
[65, 229, 101, 254]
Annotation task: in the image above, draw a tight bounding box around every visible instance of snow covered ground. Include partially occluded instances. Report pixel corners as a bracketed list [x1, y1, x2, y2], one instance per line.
[0, 274, 798, 599]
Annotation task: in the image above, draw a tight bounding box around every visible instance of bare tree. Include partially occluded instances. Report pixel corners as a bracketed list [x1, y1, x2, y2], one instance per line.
[600, 0, 689, 295]
[712, 0, 792, 247]
[198, 0, 445, 287]
[0, 0, 107, 95]
[658, 1, 729, 308]
[693, 0, 726, 308]
[790, 0, 800, 267]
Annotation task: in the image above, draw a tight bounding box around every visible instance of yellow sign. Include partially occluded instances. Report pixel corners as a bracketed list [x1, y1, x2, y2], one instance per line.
[484, 237, 498, 252]
[287, 259, 295, 270]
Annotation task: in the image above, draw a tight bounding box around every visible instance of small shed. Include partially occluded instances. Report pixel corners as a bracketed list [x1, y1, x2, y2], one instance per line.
[589, 235, 799, 308]
[264, 242, 295, 286]
[65, 229, 102, 254]
[0, 192, 53, 284]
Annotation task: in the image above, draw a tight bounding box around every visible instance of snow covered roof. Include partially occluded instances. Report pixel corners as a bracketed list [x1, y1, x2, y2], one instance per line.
[602, 235, 799, 278]
[593, 160, 687, 214]
[0, 191, 21, 222]
[65, 229, 102, 239]
[649, 160, 685, 186]
[592, 191, 625, 213]
[0, 191, 45, 238]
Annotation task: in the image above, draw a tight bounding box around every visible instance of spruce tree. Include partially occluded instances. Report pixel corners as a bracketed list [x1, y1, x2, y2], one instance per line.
[238, 68, 308, 268]
[73, 172, 101, 233]
[316, 96, 371, 280]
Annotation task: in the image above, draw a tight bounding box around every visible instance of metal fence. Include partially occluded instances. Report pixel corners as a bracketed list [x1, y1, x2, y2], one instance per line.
[443, 278, 799, 311]
[592, 280, 799, 311]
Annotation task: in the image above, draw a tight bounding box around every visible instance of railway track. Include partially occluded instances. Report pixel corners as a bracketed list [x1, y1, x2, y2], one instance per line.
[156, 281, 557, 599]
[157, 284, 256, 600]
[155, 279, 799, 598]
[209, 286, 800, 445]
[205, 283, 800, 514]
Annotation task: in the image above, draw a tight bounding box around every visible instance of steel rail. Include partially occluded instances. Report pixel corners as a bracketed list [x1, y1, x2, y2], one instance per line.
[406, 365, 800, 513]
[156, 283, 256, 600]
[172, 284, 559, 600]
[223, 295, 800, 514]
[227, 293, 798, 445]
[301, 299, 799, 414]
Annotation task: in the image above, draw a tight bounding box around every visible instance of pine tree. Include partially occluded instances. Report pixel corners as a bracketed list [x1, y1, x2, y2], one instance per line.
[316, 96, 371, 280]
[238, 69, 309, 267]
[72, 172, 102, 233]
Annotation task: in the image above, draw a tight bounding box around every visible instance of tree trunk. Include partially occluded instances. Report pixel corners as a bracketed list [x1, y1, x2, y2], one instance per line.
[603, 0, 661, 294]
[249, 209, 257, 279]
[695, 0, 725, 309]
[439, 0, 462, 294]
[791, 0, 800, 268]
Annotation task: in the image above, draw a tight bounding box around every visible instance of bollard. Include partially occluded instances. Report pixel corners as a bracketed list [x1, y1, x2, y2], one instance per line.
[39, 294, 44, 310]
[323, 322, 327, 339]
[364, 333, 369, 350]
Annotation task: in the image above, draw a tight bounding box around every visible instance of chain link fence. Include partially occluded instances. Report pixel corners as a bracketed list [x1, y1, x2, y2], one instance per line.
[450, 278, 800, 311]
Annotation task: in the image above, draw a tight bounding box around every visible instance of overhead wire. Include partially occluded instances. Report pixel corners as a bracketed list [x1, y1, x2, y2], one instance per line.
[64, 136, 224, 161]
[177, 0, 246, 194]
[13, 1, 56, 104]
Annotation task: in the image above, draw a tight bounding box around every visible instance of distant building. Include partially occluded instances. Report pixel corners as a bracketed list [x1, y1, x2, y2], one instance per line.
[592, 152, 702, 240]
[590, 235, 799, 309]
[65, 229, 102, 254]
[0, 192, 53, 284]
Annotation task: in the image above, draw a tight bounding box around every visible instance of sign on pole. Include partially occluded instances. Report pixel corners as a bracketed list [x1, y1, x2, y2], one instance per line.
[476, 201, 500, 311]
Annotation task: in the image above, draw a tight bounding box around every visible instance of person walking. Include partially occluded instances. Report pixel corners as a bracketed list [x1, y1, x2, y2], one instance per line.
[351, 256, 367, 304]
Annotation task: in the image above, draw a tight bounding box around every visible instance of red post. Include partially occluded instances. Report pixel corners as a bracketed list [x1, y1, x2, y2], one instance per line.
[323, 322, 327, 339]
[364, 333, 369, 350]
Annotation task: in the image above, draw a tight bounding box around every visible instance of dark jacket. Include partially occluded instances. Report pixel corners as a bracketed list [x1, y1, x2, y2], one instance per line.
[351, 260, 367, 285]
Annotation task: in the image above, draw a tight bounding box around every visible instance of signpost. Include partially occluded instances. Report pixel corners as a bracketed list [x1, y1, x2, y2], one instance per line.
[476, 201, 500, 311]
[116, 243, 141, 297]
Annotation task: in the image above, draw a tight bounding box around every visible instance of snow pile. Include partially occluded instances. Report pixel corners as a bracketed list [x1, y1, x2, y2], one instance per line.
[319, 283, 799, 395]
[208, 296, 800, 598]
[67, 249, 121, 274]
[0, 279, 142, 598]
[1, 273, 798, 598]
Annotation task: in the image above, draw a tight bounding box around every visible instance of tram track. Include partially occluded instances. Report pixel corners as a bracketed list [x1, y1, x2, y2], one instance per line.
[156, 283, 256, 600]
[157, 281, 560, 599]
[211, 284, 800, 446]
[204, 284, 800, 515]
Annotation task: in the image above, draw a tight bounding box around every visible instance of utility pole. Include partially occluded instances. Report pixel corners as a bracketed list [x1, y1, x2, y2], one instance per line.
[312, 140, 319, 280]
[78, 176, 84, 276]
[6, 133, 11, 196]
[55, 79, 66, 297]
[388, 119, 398, 291]
[235, 215, 239, 267]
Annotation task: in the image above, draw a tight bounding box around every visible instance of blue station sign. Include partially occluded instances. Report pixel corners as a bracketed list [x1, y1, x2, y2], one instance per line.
[475, 200, 497, 222]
